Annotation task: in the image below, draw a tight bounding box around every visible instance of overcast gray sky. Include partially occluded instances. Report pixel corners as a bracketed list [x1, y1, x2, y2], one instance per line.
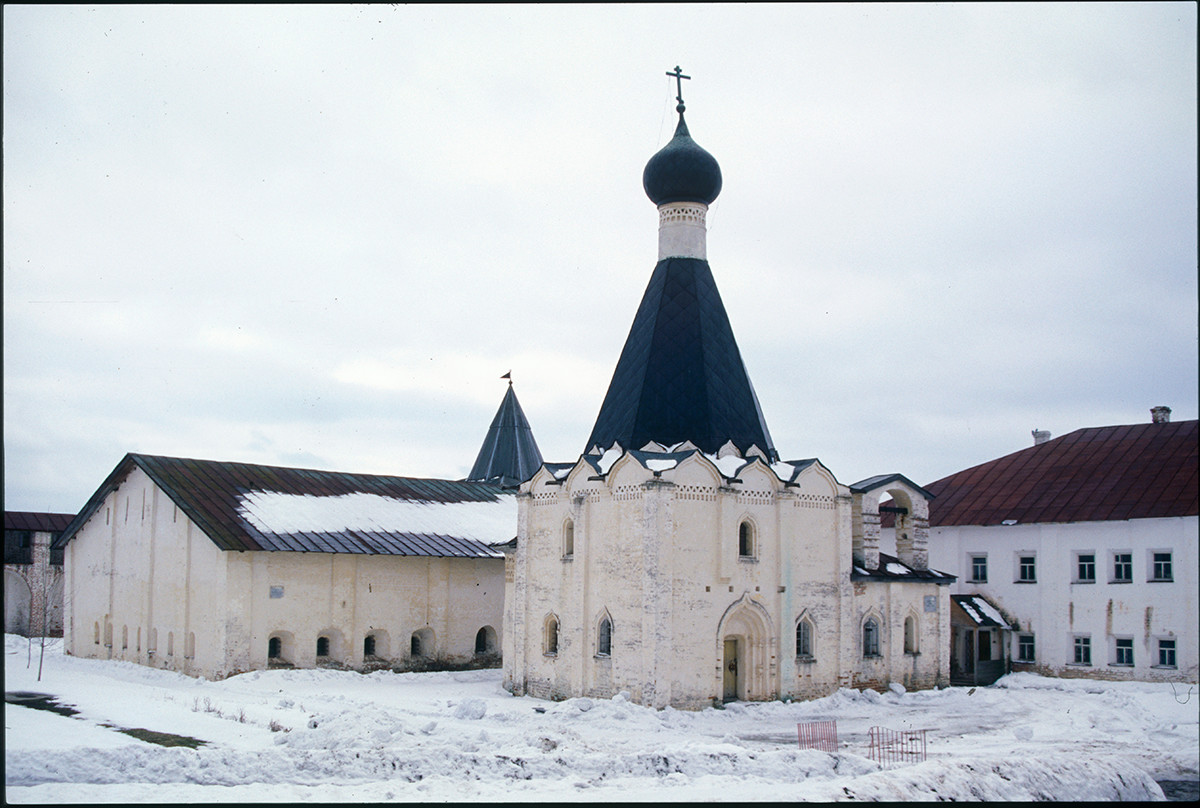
[5, 3, 1197, 514]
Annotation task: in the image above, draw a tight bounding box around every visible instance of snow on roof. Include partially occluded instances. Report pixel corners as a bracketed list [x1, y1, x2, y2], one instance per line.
[971, 596, 1011, 627]
[705, 452, 747, 478]
[770, 461, 797, 483]
[886, 562, 910, 576]
[597, 447, 624, 475]
[953, 595, 1013, 628]
[239, 491, 516, 548]
[645, 458, 678, 472]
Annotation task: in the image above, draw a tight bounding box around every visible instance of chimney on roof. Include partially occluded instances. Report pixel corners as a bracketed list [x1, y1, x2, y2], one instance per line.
[1151, 406, 1172, 424]
[1032, 429, 1051, 446]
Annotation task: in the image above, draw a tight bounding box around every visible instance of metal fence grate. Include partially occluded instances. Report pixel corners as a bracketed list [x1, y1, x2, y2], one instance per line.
[867, 726, 927, 767]
[796, 719, 839, 753]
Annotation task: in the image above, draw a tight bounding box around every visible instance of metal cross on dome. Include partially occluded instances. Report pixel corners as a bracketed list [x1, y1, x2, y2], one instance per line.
[667, 65, 690, 109]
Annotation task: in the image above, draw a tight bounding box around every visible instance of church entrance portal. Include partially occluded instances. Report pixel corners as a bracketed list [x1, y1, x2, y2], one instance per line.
[717, 595, 774, 702]
[722, 638, 739, 701]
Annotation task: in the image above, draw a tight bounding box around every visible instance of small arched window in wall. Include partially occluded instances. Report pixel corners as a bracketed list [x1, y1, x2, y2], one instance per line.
[596, 615, 613, 657]
[136, 627, 141, 653]
[738, 520, 755, 558]
[563, 519, 575, 557]
[411, 628, 434, 659]
[363, 634, 376, 657]
[316, 635, 330, 657]
[863, 618, 880, 658]
[544, 615, 559, 656]
[268, 636, 283, 659]
[121, 625, 128, 650]
[148, 628, 157, 655]
[796, 616, 815, 659]
[185, 631, 196, 660]
[93, 622, 100, 645]
[475, 625, 497, 655]
[167, 631, 174, 656]
[904, 615, 918, 655]
[104, 621, 113, 648]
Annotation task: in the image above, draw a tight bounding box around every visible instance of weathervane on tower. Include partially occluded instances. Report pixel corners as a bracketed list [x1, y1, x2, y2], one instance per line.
[666, 65, 690, 112]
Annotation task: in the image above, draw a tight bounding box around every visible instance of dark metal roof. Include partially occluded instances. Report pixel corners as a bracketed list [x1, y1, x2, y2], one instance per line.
[951, 595, 1016, 629]
[5, 511, 75, 533]
[55, 453, 512, 558]
[643, 111, 722, 206]
[921, 420, 1198, 527]
[851, 552, 957, 584]
[585, 256, 776, 460]
[466, 382, 543, 486]
[850, 473, 934, 499]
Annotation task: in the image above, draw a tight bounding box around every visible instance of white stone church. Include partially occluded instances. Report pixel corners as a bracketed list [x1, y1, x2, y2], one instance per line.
[502, 81, 954, 709]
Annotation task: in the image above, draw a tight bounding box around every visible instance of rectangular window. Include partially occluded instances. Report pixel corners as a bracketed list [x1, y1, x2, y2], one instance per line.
[1114, 637, 1134, 666]
[970, 555, 987, 583]
[1017, 634, 1035, 662]
[1157, 639, 1177, 668]
[1151, 552, 1173, 582]
[1018, 555, 1036, 583]
[1075, 553, 1095, 583]
[1112, 552, 1132, 583]
[1073, 636, 1091, 665]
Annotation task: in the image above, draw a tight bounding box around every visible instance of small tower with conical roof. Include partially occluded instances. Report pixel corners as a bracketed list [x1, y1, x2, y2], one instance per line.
[466, 375, 543, 487]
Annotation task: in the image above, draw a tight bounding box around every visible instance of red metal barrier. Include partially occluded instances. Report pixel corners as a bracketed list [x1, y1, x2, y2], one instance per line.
[867, 726, 927, 767]
[796, 719, 839, 753]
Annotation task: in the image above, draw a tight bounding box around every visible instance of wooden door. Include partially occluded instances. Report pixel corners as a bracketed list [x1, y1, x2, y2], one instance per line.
[722, 638, 739, 701]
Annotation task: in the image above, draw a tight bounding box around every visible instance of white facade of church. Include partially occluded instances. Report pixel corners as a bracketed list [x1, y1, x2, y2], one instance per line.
[504, 447, 952, 709]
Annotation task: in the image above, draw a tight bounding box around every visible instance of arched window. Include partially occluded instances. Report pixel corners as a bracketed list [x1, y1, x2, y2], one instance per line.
[316, 636, 330, 657]
[796, 617, 814, 659]
[104, 621, 113, 648]
[411, 628, 434, 660]
[738, 520, 755, 558]
[94, 621, 100, 645]
[863, 618, 880, 657]
[563, 519, 575, 557]
[475, 625, 497, 655]
[167, 631, 174, 656]
[185, 631, 195, 659]
[904, 615, 918, 654]
[121, 625, 128, 650]
[363, 635, 376, 657]
[269, 636, 283, 659]
[148, 627, 157, 655]
[136, 627, 141, 653]
[597, 616, 612, 657]
[545, 615, 559, 656]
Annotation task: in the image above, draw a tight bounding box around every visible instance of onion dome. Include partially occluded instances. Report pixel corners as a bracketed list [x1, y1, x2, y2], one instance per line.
[642, 110, 722, 206]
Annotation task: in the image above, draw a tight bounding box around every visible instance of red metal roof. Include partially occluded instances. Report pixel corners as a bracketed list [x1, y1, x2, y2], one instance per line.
[4, 511, 75, 533]
[55, 454, 512, 558]
[923, 420, 1198, 527]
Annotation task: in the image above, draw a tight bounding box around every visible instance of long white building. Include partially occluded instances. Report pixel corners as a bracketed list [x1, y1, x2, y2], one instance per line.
[923, 410, 1197, 682]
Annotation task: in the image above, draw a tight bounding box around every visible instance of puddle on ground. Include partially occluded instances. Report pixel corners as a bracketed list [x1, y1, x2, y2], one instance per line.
[5, 691, 81, 718]
[6, 691, 207, 748]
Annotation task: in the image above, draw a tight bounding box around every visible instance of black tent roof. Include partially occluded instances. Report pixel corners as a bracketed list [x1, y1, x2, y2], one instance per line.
[467, 382, 544, 486]
[585, 256, 775, 459]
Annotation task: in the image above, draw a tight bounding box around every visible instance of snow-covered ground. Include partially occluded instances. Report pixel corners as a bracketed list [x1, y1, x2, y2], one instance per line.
[5, 635, 1197, 802]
